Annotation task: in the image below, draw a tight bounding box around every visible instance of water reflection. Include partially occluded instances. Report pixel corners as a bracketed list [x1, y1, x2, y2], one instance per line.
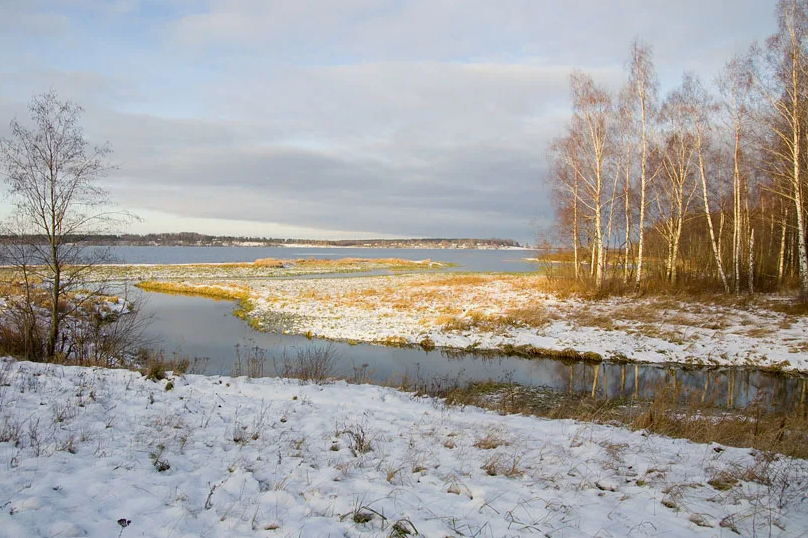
[139, 290, 807, 411]
[540, 361, 807, 411]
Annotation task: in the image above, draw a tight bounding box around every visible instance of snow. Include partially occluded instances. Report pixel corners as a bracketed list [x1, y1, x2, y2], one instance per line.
[1, 357, 806, 538]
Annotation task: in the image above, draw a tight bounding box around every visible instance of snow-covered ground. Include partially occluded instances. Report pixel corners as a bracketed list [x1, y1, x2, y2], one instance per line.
[1, 358, 806, 538]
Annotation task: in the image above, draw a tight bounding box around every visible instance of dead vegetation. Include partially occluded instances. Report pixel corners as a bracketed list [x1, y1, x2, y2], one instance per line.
[0, 278, 150, 367]
[135, 281, 250, 301]
[433, 380, 808, 460]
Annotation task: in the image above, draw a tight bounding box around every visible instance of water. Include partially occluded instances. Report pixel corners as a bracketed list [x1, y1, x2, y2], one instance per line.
[138, 289, 808, 411]
[98, 246, 538, 273]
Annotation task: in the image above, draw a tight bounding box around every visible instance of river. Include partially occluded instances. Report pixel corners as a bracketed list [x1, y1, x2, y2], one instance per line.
[136, 287, 807, 411]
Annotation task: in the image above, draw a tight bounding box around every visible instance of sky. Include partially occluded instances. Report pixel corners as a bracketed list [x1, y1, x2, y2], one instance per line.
[0, 0, 777, 245]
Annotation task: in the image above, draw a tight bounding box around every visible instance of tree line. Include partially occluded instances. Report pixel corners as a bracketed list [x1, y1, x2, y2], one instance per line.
[545, 0, 808, 299]
[11, 234, 522, 249]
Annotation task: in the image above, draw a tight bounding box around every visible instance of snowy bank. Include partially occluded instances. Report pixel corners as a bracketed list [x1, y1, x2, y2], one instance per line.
[239, 274, 808, 373]
[1, 358, 806, 537]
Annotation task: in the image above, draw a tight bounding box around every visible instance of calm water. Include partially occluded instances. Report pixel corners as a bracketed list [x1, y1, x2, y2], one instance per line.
[99, 246, 538, 273]
[138, 289, 808, 411]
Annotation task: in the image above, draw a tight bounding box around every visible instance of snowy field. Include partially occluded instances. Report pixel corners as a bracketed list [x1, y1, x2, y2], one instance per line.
[1, 358, 807, 538]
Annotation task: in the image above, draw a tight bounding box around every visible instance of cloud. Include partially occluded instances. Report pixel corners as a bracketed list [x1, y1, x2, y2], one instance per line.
[168, 0, 774, 66]
[0, 0, 781, 243]
[103, 126, 552, 239]
[0, 2, 72, 35]
[73, 59, 572, 240]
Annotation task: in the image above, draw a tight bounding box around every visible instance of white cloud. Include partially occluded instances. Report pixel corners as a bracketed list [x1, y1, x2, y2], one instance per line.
[0, 0, 781, 243]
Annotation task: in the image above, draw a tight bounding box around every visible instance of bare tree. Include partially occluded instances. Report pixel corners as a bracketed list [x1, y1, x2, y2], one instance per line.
[653, 75, 700, 285]
[718, 56, 754, 293]
[0, 91, 123, 359]
[690, 74, 732, 292]
[616, 86, 637, 284]
[752, 0, 808, 297]
[542, 2, 808, 298]
[627, 39, 659, 290]
[549, 135, 583, 280]
[568, 71, 614, 290]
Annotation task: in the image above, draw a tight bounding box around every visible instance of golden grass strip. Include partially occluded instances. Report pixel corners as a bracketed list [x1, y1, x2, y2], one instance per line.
[135, 281, 250, 301]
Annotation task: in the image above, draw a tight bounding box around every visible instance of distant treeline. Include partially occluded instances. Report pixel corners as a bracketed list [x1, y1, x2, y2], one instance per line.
[0, 233, 521, 249]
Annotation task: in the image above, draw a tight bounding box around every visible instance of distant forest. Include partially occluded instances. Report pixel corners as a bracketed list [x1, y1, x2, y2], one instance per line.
[44, 233, 522, 249]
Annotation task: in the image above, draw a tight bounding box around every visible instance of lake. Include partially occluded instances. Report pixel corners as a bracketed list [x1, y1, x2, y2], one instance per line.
[99, 245, 539, 273]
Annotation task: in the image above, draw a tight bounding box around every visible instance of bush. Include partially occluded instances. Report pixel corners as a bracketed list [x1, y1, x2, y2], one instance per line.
[231, 341, 266, 378]
[272, 345, 339, 384]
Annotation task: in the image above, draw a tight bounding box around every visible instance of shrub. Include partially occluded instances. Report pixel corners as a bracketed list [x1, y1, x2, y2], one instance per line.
[272, 345, 339, 384]
[231, 341, 266, 378]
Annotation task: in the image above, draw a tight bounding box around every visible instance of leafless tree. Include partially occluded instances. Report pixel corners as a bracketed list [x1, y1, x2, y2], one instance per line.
[0, 91, 130, 359]
[543, 2, 808, 298]
[616, 86, 637, 283]
[752, 0, 808, 297]
[548, 135, 583, 280]
[628, 39, 659, 290]
[688, 74, 732, 292]
[718, 55, 755, 293]
[568, 71, 614, 290]
[653, 75, 700, 285]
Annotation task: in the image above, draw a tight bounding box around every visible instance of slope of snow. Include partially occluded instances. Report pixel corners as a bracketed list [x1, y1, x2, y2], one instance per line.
[1, 358, 806, 537]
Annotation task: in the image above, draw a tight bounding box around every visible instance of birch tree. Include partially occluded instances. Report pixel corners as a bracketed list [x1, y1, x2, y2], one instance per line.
[718, 56, 754, 293]
[628, 40, 659, 290]
[654, 78, 699, 284]
[569, 71, 614, 290]
[549, 134, 583, 280]
[753, 0, 808, 297]
[689, 74, 732, 292]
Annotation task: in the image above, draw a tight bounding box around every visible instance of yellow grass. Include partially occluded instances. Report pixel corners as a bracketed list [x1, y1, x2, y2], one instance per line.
[135, 281, 250, 301]
[253, 258, 285, 268]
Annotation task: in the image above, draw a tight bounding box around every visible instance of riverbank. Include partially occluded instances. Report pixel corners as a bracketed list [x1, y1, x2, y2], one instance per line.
[136, 272, 808, 374]
[2, 357, 805, 537]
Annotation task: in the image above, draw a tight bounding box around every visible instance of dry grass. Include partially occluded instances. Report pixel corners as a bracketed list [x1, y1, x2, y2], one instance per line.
[135, 281, 250, 301]
[135, 348, 207, 379]
[765, 300, 808, 316]
[629, 389, 808, 459]
[473, 431, 509, 450]
[502, 305, 551, 328]
[271, 345, 339, 384]
[231, 341, 266, 378]
[481, 454, 523, 477]
[134, 266, 803, 360]
[244, 272, 557, 335]
[0, 277, 152, 365]
[253, 258, 285, 268]
[433, 380, 808, 460]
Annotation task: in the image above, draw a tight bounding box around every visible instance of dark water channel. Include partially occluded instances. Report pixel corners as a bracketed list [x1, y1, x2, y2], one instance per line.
[138, 290, 808, 412]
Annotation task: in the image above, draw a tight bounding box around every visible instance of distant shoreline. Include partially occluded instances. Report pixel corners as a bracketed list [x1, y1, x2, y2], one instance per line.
[92, 243, 532, 250]
[59, 233, 525, 249]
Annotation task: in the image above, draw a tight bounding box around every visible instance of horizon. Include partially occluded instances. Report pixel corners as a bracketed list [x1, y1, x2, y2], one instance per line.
[0, 1, 776, 245]
[0, 232, 527, 247]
